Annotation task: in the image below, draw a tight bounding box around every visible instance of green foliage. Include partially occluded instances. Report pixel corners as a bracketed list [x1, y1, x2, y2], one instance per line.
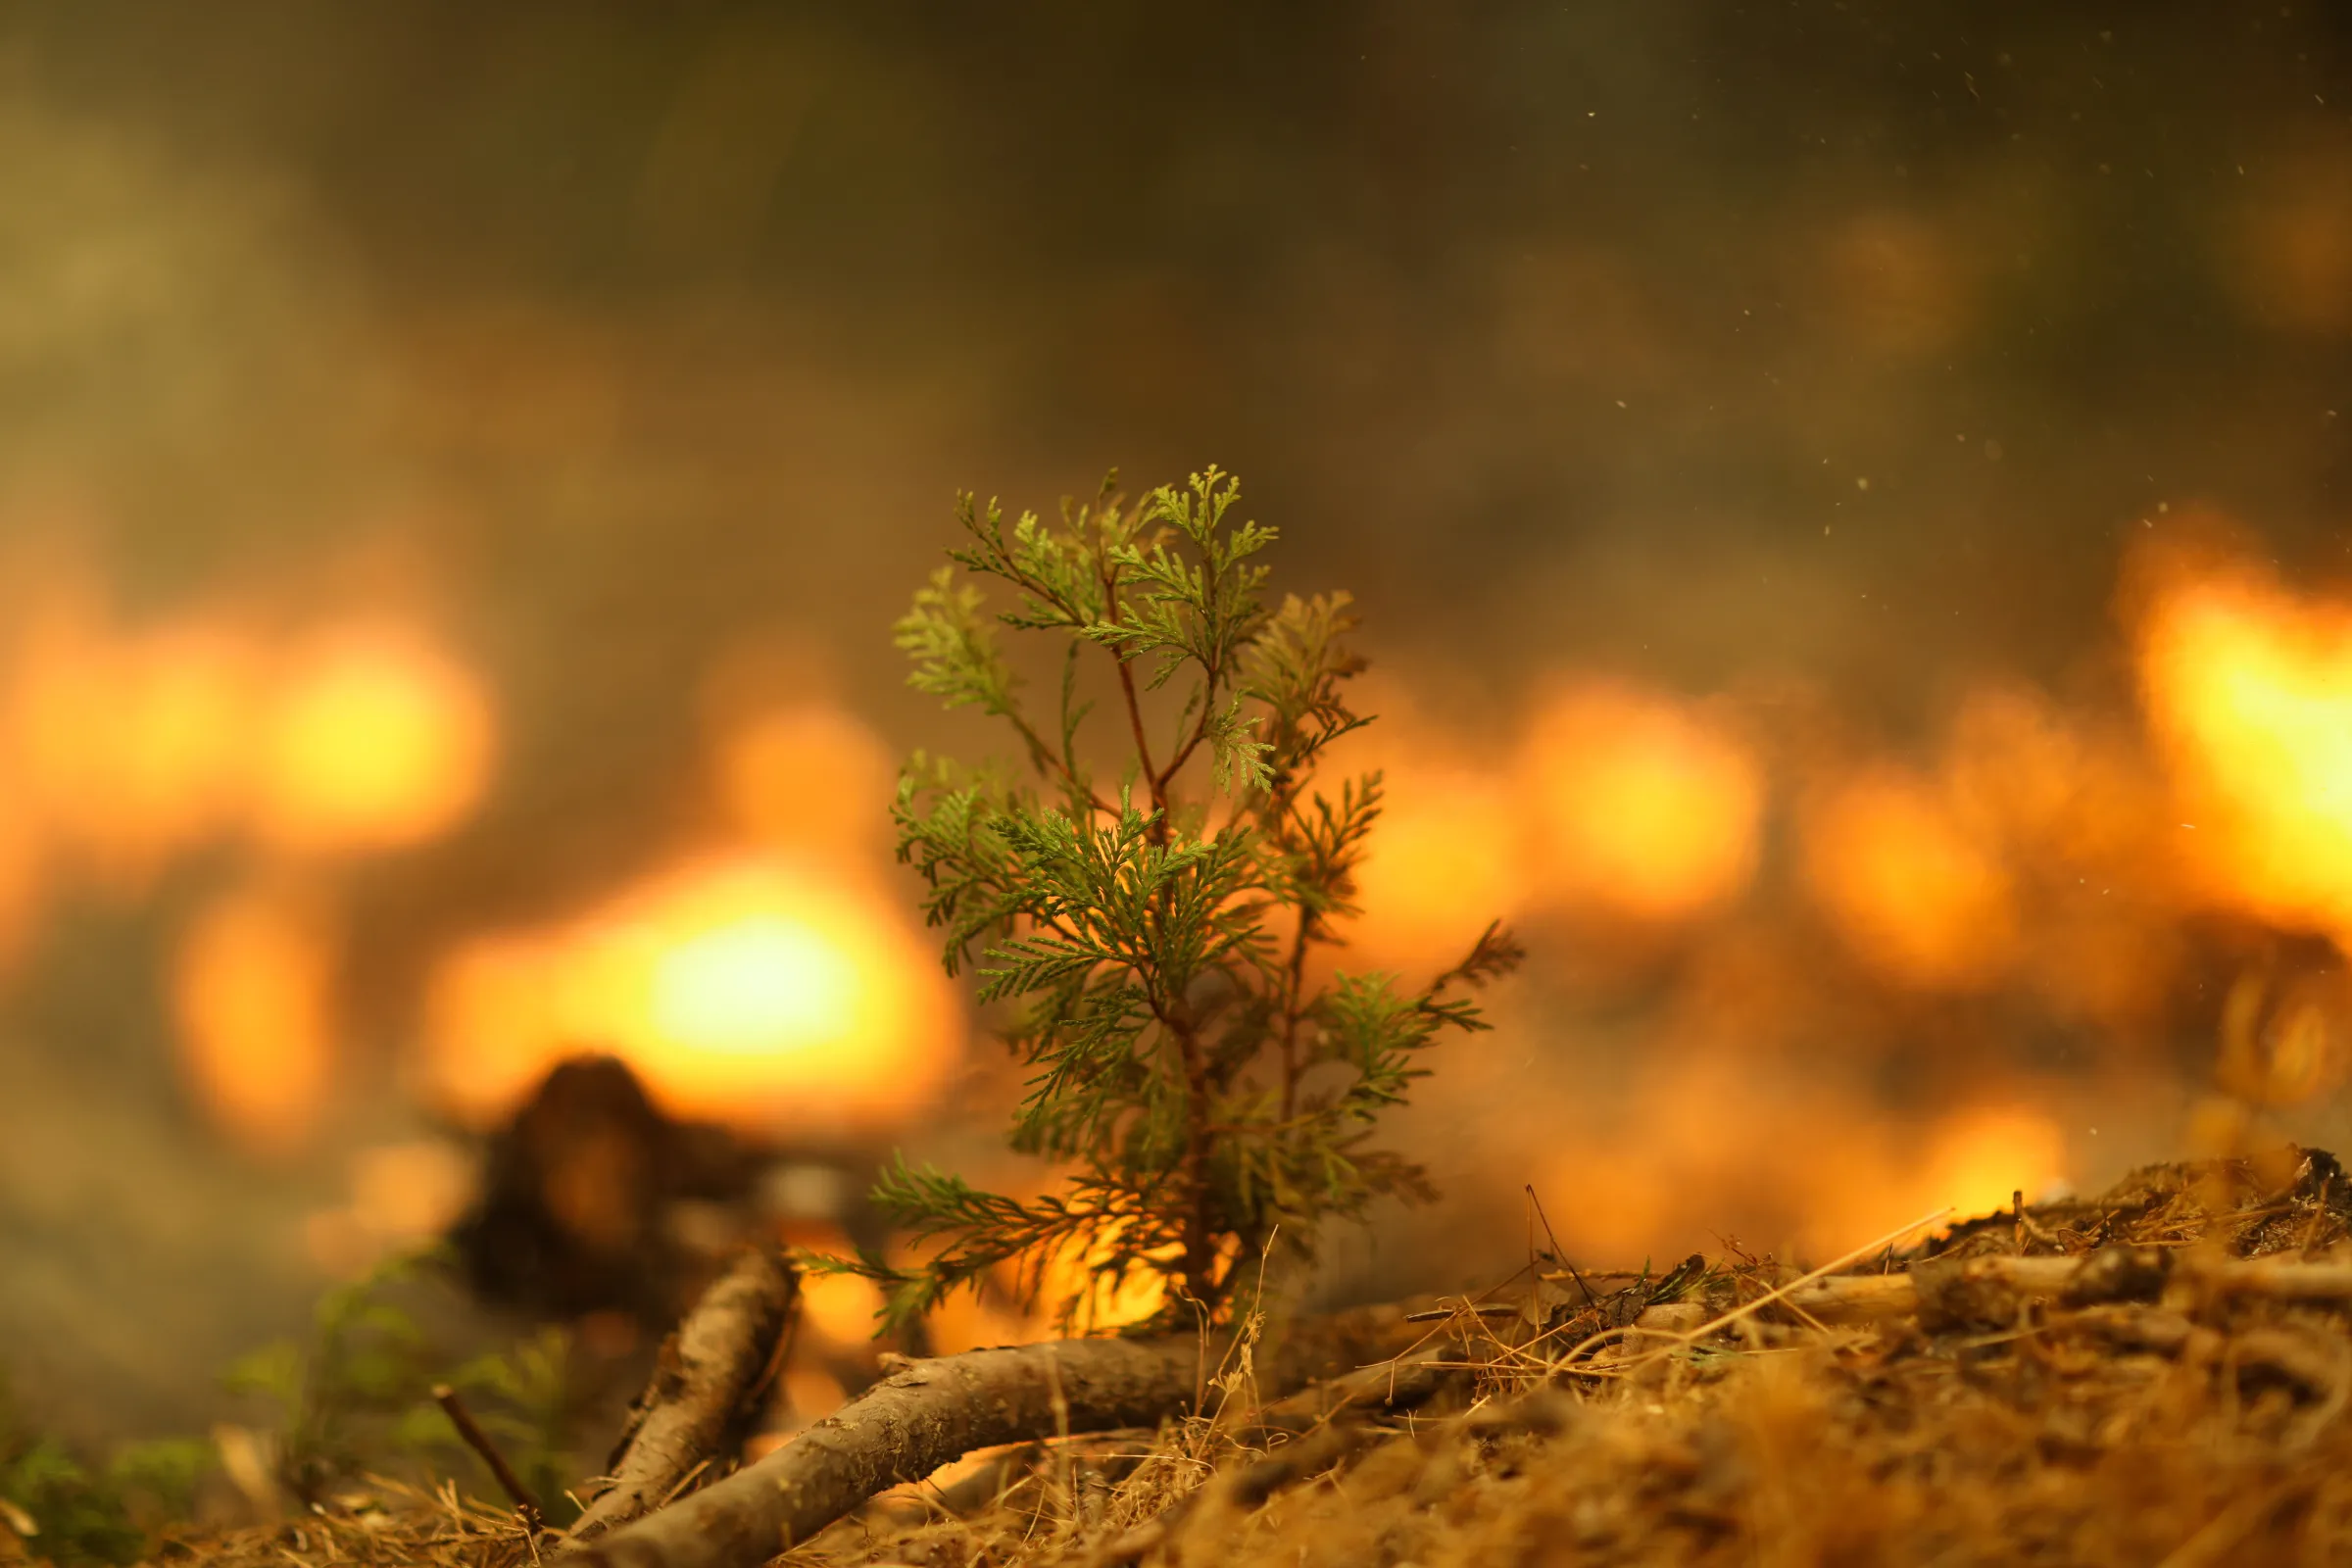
[225, 1248, 581, 1517]
[0, 1382, 210, 1566]
[224, 1248, 443, 1502]
[820, 466, 1520, 1334]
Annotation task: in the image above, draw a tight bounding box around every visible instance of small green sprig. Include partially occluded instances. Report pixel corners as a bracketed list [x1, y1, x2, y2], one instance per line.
[819, 467, 1520, 1335]
[223, 1249, 581, 1515]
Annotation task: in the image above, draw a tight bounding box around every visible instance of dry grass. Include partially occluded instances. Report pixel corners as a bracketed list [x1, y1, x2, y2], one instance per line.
[129, 1146, 2352, 1568]
[793, 1145, 2352, 1567]
[100, 1480, 537, 1568]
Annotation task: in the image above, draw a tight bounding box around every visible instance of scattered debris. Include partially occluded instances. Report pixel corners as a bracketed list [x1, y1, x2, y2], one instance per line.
[124, 1146, 2352, 1565]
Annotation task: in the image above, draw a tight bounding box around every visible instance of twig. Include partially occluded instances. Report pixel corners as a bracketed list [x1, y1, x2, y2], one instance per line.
[1777, 1249, 2352, 1328]
[1527, 1185, 1596, 1308]
[431, 1384, 544, 1525]
[1404, 1302, 1520, 1324]
[1603, 1207, 1951, 1376]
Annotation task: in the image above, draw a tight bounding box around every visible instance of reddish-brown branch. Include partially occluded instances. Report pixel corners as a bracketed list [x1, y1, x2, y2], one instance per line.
[1146, 994, 1220, 1307]
[1152, 660, 1223, 797]
[1274, 904, 1317, 1123]
[1089, 536, 1164, 829]
[432, 1383, 544, 1524]
[1113, 655, 1162, 812]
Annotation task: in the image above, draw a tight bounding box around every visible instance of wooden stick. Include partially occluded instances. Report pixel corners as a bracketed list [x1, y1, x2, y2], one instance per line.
[563, 1299, 1444, 1568]
[1779, 1250, 2352, 1326]
[564, 1337, 1205, 1568]
[566, 1246, 801, 1543]
[433, 1383, 545, 1523]
[2197, 1257, 2352, 1300]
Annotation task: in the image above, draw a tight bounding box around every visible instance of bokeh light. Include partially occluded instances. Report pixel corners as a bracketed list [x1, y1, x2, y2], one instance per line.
[170, 881, 338, 1156]
[1519, 680, 1763, 923]
[420, 853, 958, 1139]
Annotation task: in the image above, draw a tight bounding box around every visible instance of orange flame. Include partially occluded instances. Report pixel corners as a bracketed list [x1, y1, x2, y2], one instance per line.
[1803, 767, 2017, 989]
[0, 592, 492, 883]
[251, 622, 495, 856]
[0, 560, 497, 1145]
[1344, 760, 1526, 966]
[1913, 1106, 2068, 1222]
[421, 853, 957, 1138]
[0, 794, 42, 971]
[798, 1268, 887, 1348]
[5, 599, 262, 890]
[171, 882, 338, 1154]
[2135, 551, 2352, 939]
[1518, 681, 1763, 922]
[1529, 1046, 2069, 1262]
[716, 703, 896, 854]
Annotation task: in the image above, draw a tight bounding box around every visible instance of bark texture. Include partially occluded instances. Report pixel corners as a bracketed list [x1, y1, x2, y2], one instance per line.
[568, 1245, 801, 1543]
[565, 1337, 1204, 1568]
[564, 1298, 1446, 1568]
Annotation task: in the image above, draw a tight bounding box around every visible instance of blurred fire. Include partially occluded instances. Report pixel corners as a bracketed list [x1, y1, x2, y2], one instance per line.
[1802, 766, 2018, 991]
[1346, 760, 1526, 964]
[40, 504, 2352, 1291]
[1340, 679, 1763, 968]
[916, 1233, 1168, 1351]
[6, 596, 257, 892]
[13, 615, 260, 891]
[1530, 1045, 2070, 1263]
[0, 558, 495, 1152]
[2135, 546, 2352, 942]
[171, 881, 339, 1154]
[250, 621, 494, 857]
[1917, 1107, 2069, 1222]
[798, 1268, 886, 1348]
[411, 696, 956, 1247]
[0, 584, 493, 888]
[420, 852, 957, 1140]
[716, 702, 896, 854]
[1519, 681, 1763, 923]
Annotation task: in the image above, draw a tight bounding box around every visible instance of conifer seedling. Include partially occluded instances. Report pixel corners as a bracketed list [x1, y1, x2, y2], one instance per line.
[822, 467, 1519, 1334]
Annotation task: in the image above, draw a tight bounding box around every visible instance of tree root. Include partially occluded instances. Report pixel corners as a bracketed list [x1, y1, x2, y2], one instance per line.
[568, 1246, 801, 1543]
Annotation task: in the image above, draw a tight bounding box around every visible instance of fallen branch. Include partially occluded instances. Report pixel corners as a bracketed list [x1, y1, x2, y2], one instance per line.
[567, 1246, 801, 1543]
[564, 1299, 1446, 1568]
[1778, 1250, 2079, 1325]
[1779, 1249, 2352, 1328]
[564, 1337, 1202, 1568]
[1250, 1352, 1459, 1436]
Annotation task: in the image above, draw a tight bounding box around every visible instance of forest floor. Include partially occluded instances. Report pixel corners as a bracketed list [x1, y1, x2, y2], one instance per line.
[71, 1145, 2352, 1568]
